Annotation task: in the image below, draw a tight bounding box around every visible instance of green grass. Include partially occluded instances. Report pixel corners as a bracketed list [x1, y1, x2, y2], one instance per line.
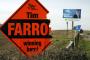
[78, 37, 90, 59]
[83, 41, 90, 58]
[51, 30, 90, 59]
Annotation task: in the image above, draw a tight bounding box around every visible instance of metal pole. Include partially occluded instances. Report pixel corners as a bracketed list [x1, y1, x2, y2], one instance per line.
[67, 22, 69, 37]
[72, 21, 74, 38]
[72, 21, 74, 30]
[72, 21, 75, 48]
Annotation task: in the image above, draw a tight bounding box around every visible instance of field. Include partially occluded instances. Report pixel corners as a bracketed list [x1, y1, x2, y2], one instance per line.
[0, 30, 90, 60]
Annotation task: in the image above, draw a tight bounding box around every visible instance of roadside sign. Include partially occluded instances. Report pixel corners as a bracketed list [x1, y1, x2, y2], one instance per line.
[0, 0, 52, 57]
[74, 25, 81, 31]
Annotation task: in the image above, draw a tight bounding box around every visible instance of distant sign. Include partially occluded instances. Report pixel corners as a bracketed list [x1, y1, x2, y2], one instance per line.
[63, 9, 81, 19]
[74, 25, 81, 31]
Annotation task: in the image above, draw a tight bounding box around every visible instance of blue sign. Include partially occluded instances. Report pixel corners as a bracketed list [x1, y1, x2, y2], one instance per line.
[74, 25, 81, 31]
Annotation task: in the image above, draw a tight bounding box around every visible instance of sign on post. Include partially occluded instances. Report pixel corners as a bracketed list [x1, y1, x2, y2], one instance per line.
[0, 0, 52, 57]
[74, 25, 81, 31]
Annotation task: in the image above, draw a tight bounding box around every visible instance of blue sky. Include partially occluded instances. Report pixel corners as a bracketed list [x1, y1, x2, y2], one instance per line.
[0, 0, 90, 30]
